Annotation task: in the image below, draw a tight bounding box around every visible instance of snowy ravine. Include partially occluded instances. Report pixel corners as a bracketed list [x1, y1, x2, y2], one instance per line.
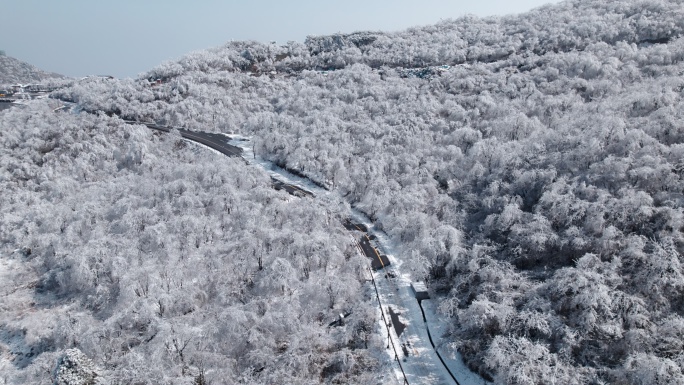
[225, 134, 487, 384]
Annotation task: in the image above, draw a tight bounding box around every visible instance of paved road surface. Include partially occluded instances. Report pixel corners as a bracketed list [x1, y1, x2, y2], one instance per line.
[344, 220, 390, 269]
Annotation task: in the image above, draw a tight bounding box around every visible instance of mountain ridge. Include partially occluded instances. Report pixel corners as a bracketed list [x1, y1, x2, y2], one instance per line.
[0, 54, 65, 84]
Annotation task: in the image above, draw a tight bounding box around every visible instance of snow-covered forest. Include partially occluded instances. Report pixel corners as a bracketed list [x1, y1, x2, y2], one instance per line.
[4, 0, 684, 383]
[0, 104, 388, 384]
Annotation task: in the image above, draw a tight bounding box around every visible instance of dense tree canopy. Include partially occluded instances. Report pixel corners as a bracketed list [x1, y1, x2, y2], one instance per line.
[13, 0, 684, 383]
[0, 102, 386, 384]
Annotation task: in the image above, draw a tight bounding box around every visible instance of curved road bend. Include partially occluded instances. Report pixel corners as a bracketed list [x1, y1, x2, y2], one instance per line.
[124, 120, 313, 197]
[124, 121, 244, 158]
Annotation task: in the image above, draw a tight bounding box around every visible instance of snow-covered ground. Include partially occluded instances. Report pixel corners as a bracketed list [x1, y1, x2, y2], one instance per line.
[369, 267, 455, 384]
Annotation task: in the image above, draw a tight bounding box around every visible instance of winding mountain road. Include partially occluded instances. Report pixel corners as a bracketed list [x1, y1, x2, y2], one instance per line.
[120, 119, 460, 385]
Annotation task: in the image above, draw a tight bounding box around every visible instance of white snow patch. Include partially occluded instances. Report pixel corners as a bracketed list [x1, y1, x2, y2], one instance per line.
[227, 135, 330, 196]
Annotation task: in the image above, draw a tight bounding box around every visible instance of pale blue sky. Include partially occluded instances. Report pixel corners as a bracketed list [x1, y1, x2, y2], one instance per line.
[0, 0, 562, 78]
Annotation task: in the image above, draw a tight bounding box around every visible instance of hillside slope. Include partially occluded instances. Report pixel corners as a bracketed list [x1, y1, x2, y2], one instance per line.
[47, 0, 684, 383]
[0, 54, 65, 84]
[0, 100, 388, 384]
